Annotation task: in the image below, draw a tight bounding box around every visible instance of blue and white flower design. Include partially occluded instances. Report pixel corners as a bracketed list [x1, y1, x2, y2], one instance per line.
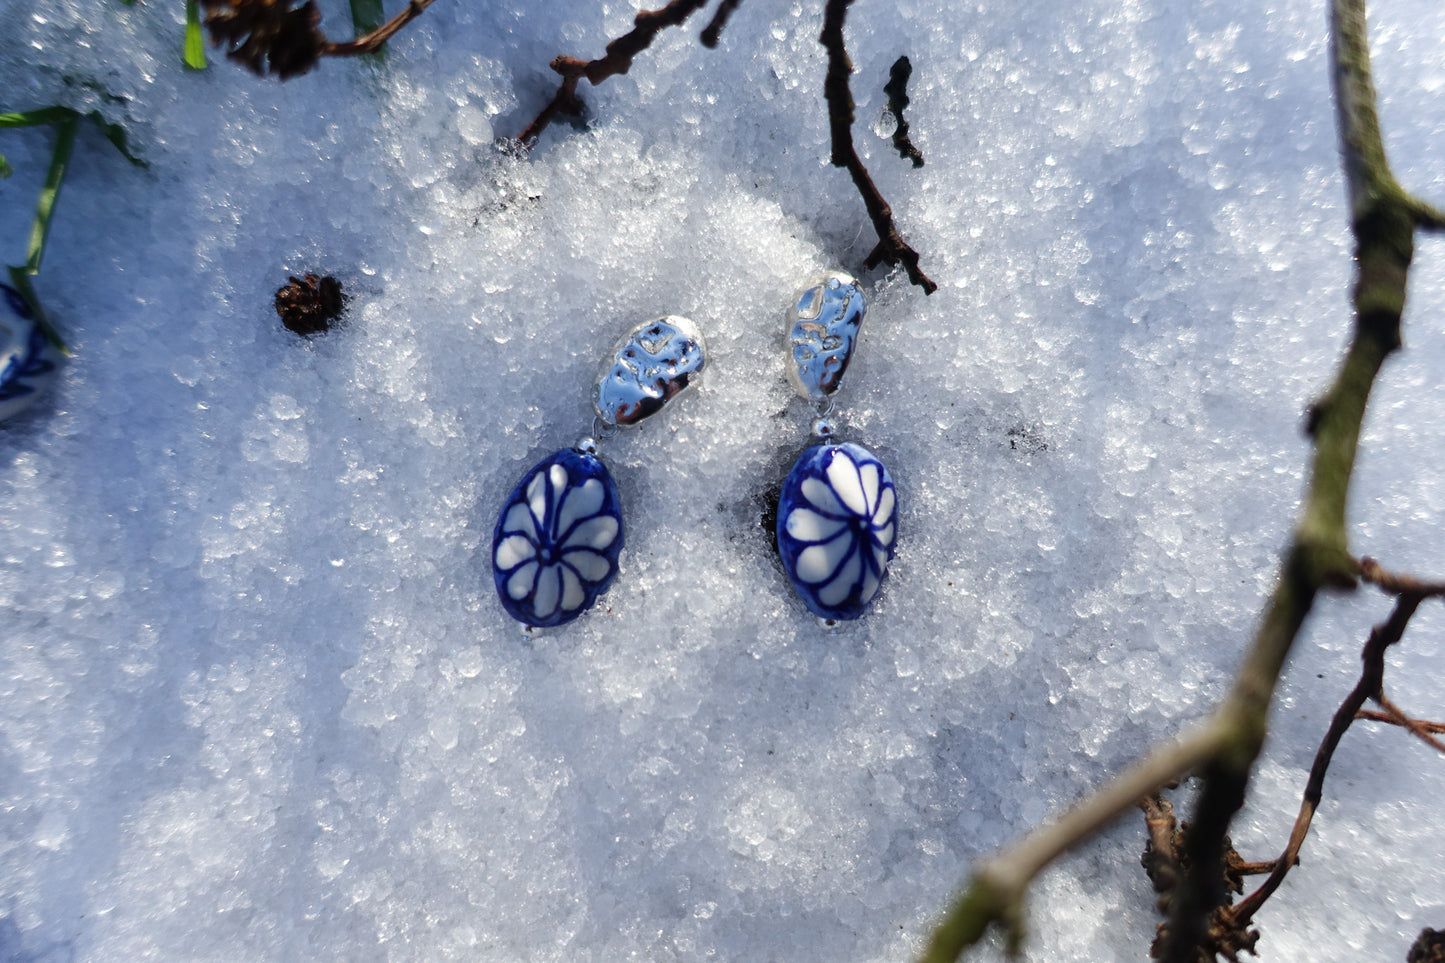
[492, 448, 624, 628]
[1, 283, 61, 422]
[776, 442, 897, 621]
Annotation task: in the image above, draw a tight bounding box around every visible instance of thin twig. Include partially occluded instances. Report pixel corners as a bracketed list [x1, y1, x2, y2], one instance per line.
[1355, 709, 1445, 734]
[921, 725, 1227, 961]
[819, 0, 936, 294]
[323, 0, 437, 57]
[883, 56, 925, 168]
[517, 0, 712, 146]
[1225, 593, 1421, 928]
[1231, 860, 1277, 876]
[516, 71, 586, 147]
[1358, 556, 1445, 597]
[1407, 197, 1445, 231]
[1155, 2, 1426, 955]
[1376, 694, 1445, 754]
[700, 0, 743, 48]
[920, 0, 1433, 957]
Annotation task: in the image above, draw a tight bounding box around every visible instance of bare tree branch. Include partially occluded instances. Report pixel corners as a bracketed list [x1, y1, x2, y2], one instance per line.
[1358, 556, 1445, 597]
[517, 0, 713, 146]
[884, 56, 925, 168]
[920, 1, 1439, 957]
[1355, 709, 1445, 734]
[700, 0, 743, 48]
[323, 0, 437, 57]
[1376, 694, 1445, 755]
[1224, 593, 1422, 930]
[820, 0, 937, 294]
[921, 726, 1227, 959]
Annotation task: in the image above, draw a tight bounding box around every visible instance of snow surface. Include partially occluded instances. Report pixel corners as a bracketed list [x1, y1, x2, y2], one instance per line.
[3, 0, 1445, 959]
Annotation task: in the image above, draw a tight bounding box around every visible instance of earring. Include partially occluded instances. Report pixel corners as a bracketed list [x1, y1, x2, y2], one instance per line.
[775, 272, 897, 622]
[1, 284, 62, 423]
[491, 315, 708, 628]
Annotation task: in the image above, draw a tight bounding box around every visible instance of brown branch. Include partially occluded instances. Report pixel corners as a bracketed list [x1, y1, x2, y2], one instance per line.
[1156, 1, 1423, 954]
[920, 0, 1432, 958]
[516, 0, 712, 146]
[1355, 709, 1445, 734]
[1230, 860, 1277, 876]
[1225, 593, 1422, 929]
[700, 0, 743, 48]
[322, 0, 437, 57]
[820, 0, 937, 294]
[1377, 694, 1445, 755]
[884, 56, 925, 168]
[1408, 198, 1445, 232]
[1358, 556, 1445, 597]
[516, 70, 586, 147]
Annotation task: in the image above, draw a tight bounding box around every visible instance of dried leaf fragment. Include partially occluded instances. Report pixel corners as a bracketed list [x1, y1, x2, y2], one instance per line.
[275, 273, 344, 336]
[202, 0, 326, 79]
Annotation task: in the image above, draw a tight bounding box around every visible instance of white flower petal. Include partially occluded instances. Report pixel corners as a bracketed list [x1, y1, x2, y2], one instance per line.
[556, 478, 605, 537]
[548, 464, 568, 513]
[506, 561, 538, 601]
[796, 532, 851, 584]
[818, 549, 862, 607]
[873, 545, 890, 579]
[873, 522, 895, 551]
[563, 549, 612, 582]
[785, 507, 846, 543]
[533, 565, 560, 619]
[801, 477, 845, 517]
[859, 567, 881, 605]
[559, 567, 585, 611]
[872, 487, 896, 528]
[563, 515, 619, 551]
[526, 472, 549, 528]
[501, 503, 537, 540]
[494, 535, 536, 570]
[858, 462, 880, 517]
[826, 451, 868, 515]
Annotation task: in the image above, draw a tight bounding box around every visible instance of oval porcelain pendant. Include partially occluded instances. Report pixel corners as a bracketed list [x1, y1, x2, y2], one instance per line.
[0, 284, 62, 423]
[492, 448, 625, 628]
[776, 442, 897, 621]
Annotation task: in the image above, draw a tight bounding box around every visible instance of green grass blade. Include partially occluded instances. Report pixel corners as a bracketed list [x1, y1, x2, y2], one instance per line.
[6, 267, 69, 354]
[0, 106, 79, 130]
[25, 114, 78, 276]
[2, 105, 144, 166]
[0, 154, 12, 178]
[184, 0, 208, 70]
[83, 111, 147, 167]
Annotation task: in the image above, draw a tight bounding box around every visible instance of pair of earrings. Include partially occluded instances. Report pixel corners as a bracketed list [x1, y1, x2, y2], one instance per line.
[489, 272, 898, 628]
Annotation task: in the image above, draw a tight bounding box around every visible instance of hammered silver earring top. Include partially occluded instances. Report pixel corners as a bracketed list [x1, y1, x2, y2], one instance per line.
[785, 272, 866, 401]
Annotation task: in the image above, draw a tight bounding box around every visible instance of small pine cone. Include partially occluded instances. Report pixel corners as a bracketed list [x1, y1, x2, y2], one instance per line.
[202, 0, 326, 80]
[1410, 929, 1445, 963]
[275, 273, 344, 336]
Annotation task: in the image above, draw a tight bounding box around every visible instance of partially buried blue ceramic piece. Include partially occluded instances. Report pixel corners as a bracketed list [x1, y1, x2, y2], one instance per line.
[777, 442, 897, 621]
[1, 283, 61, 423]
[492, 447, 624, 628]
